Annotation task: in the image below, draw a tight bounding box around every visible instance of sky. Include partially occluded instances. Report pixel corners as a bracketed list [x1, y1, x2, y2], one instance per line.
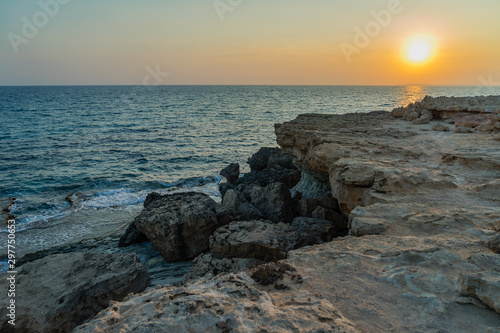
[0, 0, 499, 86]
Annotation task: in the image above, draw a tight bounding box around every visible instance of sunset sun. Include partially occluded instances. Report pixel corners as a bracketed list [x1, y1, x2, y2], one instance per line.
[404, 36, 435, 64]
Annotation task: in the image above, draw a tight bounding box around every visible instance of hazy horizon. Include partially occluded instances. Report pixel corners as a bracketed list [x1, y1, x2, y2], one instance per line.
[1, 0, 500, 86]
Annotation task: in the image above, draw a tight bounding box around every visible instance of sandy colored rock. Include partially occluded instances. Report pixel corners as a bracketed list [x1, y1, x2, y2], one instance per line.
[0, 252, 149, 333]
[74, 272, 359, 333]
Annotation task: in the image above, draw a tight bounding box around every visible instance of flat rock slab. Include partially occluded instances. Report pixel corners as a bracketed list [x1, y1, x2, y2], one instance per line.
[286, 235, 500, 332]
[0, 252, 150, 333]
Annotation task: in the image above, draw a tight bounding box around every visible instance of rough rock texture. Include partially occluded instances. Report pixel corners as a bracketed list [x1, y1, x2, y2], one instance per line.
[285, 235, 500, 332]
[291, 217, 339, 247]
[219, 189, 263, 222]
[276, 110, 499, 215]
[118, 221, 147, 247]
[392, 95, 500, 132]
[241, 182, 295, 223]
[182, 252, 263, 283]
[209, 220, 299, 261]
[134, 192, 219, 261]
[220, 163, 240, 184]
[274, 99, 500, 327]
[75, 272, 359, 333]
[0, 252, 150, 333]
[459, 253, 500, 314]
[240, 147, 301, 188]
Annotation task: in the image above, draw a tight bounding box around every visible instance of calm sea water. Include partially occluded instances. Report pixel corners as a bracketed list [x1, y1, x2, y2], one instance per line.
[1, 85, 498, 256]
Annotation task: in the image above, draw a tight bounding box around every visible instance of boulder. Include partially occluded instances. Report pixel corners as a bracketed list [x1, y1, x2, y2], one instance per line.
[242, 182, 295, 223]
[182, 252, 262, 283]
[218, 182, 234, 197]
[242, 147, 300, 188]
[0, 252, 149, 333]
[210, 220, 299, 261]
[239, 166, 301, 188]
[247, 147, 291, 171]
[134, 192, 219, 261]
[220, 163, 240, 184]
[291, 217, 339, 247]
[220, 189, 263, 222]
[118, 221, 147, 247]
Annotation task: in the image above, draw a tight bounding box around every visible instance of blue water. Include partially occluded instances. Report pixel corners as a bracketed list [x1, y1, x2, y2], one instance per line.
[0, 85, 498, 243]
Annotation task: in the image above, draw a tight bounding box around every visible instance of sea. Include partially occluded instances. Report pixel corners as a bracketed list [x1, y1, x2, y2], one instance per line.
[1, 85, 498, 269]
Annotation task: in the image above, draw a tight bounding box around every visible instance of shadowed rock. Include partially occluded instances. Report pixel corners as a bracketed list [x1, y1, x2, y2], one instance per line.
[134, 192, 219, 261]
[0, 252, 150, 333]
[220, 163, 240, 184]
[210, 220, 299, 261]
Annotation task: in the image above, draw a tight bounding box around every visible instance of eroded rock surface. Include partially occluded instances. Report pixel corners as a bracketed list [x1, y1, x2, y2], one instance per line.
[0, 252, 149, 333]
[134, 192, 219, 261]
[209, 220, 299, 261]
[75, 272, 359, 333]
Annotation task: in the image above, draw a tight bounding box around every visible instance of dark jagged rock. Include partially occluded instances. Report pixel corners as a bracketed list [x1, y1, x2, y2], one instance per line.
[291, 217, 339, 247]
[241, 147, 300, 188]
[220, 189, 263, 222]
[118, 221, 147, 247]
[0, 252, 150, 333]
[134, 192, 220, 261]
[218, 181, 234, 197]
[248, 147, 296, 171]
[241, 182, 295, 223]
[209, 220, 299, 261]
[220, 163, 240, 184]
[143, 191, 162, 208]
[239, 165, 301, 188]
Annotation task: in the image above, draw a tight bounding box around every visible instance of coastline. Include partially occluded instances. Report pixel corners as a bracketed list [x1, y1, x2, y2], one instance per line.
[1, 95, 500, 332]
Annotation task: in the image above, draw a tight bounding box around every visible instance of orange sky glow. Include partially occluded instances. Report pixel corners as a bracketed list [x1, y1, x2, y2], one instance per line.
[1, 0, 500, 86]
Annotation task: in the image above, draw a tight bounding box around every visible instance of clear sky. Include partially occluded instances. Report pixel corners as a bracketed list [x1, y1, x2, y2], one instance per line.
[1, 0, 499, 85]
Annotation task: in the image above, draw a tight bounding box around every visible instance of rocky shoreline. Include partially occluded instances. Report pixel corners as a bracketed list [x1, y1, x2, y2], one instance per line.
[1, 95, 499, 332]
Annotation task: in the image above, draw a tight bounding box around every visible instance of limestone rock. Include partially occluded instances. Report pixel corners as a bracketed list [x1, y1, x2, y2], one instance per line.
[220, 189, 263, 222]
[432, 123, 451, 132]
[182, 252, 263, 283]
[286, 235, 500, 332]
[247, 147, 295, 171]
[134, 192, 219, 261]
[291, 217, 339, 247]
[459, 253, 500, 314]
[118, 221, 147, 247]
[242, 147, 300, 188]
[209, 220, 299, 261]
[241, 182, 295, 223]
[74, 273, 359, 333]
[0, 252, 149, 333]
[240, 165, 301, 188]
[220, 163, 240, 184]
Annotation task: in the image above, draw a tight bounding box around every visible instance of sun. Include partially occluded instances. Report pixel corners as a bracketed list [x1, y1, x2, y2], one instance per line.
[403, 36, 435, 64]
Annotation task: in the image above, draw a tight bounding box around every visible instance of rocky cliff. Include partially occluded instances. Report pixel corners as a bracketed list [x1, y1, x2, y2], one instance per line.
[75, 95, 499, 332]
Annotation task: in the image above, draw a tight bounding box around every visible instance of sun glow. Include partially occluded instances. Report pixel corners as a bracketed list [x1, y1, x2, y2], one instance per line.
[403, 36, 435, 64]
